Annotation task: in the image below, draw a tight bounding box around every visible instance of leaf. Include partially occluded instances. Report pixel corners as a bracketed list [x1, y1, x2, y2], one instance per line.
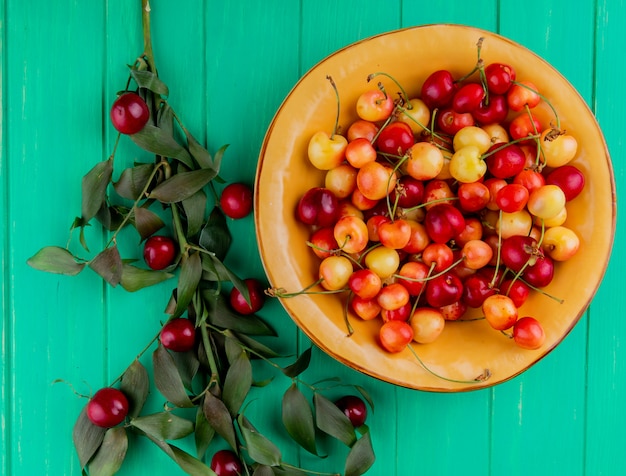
[345, 431, 375, 476]
[203, 391, 238, 451]
[282, 383, 317, 455]
[313, 393, 356, 447]
[27, 246, 85, 276]
[354, 385, 375, 413]
[182, 189, 207, 237]
[120, 263, 173, 292]
[281, 347, 312, 378]
[199, 207, 232, 261]
[120, 360, 149, 419]
[201, 256, 250, 306]
[222, 350, 252, 417]
[183, 128, 216, 170]
[204, 292, 276, 336]
[130, 68, 170, 96]
[131, 124, 194, 169]
[152, 344, 195, 408]
[170, 349, 200, 391]
[212, 144, 227, 175]
[145, 435, 216, 476]
[272, 466, 308, 476]
[89, 245, 123, 287]
[149, 168, 218, 203]
[237, 415, 282, 466]
[113, 163, 155, 200]
[157, 102, 175, 136]
[87, 427, 128, 476]
[195, 407, 215, 459]
[133, 206, 165, 241]
[172, 252, 202, 318]
[72, 406, 107, 469]
[252, 465, 275, 476]
[231, 332, 280, 359]
[82, 158, 113, 223]
[131, 412, 194, 441]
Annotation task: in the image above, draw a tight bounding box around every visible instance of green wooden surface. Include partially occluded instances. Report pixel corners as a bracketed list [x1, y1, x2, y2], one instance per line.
[2, 1, 624, 475]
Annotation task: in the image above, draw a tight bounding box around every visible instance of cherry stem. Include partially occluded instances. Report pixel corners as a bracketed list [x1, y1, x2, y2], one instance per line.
[141, 0, 158, 74]
[368, 71, 411, 108]
[200, 323, 221, 386]
[511, 80, 560, 129]
[343, 293, 354, 336]
[407, 345, 491, 384]
[109, 329, 162, 387]
[326, 75, 341, 139]
[489, 209, 504, 288]
[265, 279, 348, 298]
[403, 196, 458, 214]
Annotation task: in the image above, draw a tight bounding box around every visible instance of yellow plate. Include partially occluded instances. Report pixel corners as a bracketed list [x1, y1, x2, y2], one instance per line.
[254, 24, 616, 391]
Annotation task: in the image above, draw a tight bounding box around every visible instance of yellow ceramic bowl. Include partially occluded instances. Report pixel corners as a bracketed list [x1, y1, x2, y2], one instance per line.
[254, 25, 616, 391]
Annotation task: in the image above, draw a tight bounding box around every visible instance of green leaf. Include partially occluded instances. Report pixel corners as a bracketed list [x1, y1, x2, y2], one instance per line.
[230, 332, 280, 359]
[203, 391, 238, 451]
[149, 168, 218, 204]
[120, 264, 174, 292]
[170, 349, 200, 391]
[172, 252, 202, 318]
[131, 412, 194, 441]
[72, 406, 107, 469]
[145, 435, 217, 476]
[130, 68, 170, 96]
[133, 206, 165, 241]
[157, 102, 175, 136]
[195, 407, 215, 459]
[87, 427, 128, 476]
[183, 129, 217, 170]
[96, 204, 130, 232]
[130, 124, 194, 169]
[345, 431, 375, 476]
[182, 189, 207, 237]
[237, 415, 282, 466]
[222, 350, 252, 417]
[199, 207, 231, 261]
[82, 158, 113, 223]
[120, 360, 150, 419]
[152, 344, 195, 408]
[201, 255, 250, 306]
[204, 292, 276, 336]
[252, 465, 275, 476]
[282, 383, 318, 455]
[212, 144, 227, 175]
[313, 393, 356, 447]
[27, 246, 85, 276]
[113, 163, 155, 200]
[89, 245, 123, 287]
[354, 385, 375, 413]
[272, 466, 308, 476]
[281, 347, 312, 378]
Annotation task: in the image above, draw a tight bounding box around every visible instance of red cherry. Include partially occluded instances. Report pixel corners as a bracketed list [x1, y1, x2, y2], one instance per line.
[472, 94, 509, 125]
[501, 235, 539, 272]
[229, 278, 265, 315]
[545, 165, 585, 201]
[462, 274, 497, 308]
[424, 204, 465, 244]
[452, 82, 485, 113]
[436, 108, 475, 135]
[110, 92, 150, 135]
[143, 236, 177, 270]
[421, 70, 456, 109]
[390, 175, 425, 208]
[485, 143, 526, 179]
[513, 316, 545, 350]
[522, 255, 555, 288]
[425, 272, 463, 308]
[296, 187, 339, 227]
[376, 121, 415, 156]
[210, 449, 244, 476]
[335, 395, 368, 427]
[220, 183, 253, 219]
[160, 318, 196, 352]
[87, 388, 129, 428]
[484, 63, 516, 95]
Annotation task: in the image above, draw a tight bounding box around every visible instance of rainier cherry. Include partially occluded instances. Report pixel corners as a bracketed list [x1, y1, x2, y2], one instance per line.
[513, 316, 545, 350]
[410, 307, 445, 344]
[335, 395, 368, 427]
[379, 320, 413, 353]
[160, 318, 196, 352]
[143, 236, 177, 270]
[229, 278, 265, 315]
[210, 450, 244, 476]
[220, 183, 253, 219]
[110, 92, 150, 135]
[87, 387, 129, 428]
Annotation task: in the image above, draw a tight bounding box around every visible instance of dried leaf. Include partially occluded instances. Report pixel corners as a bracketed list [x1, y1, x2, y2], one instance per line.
[345, 431, 375, 476]
[131, 412, 194, 441]
[237, 415, 282, 466]
[120, 264, 173, 292]
[27, 246, 85, 276]
[133, 206, 165, 240]
[130, 69, 170, 96]
[282, 383, 317, 455]
[172, 252, 202, 318]
[120, 360, 149, 419]
[152, 345, 195, 408]
[131, 124, 194, 169]
[113, 163, 155, 200]
[182, 189, 207, 237]
[222, 350, 252, 417]
[149, 168, 218, 203]
[199, 207, 231, 261]
[313, 393, 356, 447]
[203, 391, 238, 451]
[89, 245, 123, 287]
[281, 347, 312, 378]
[82, 158, 113, 223]
[87, 427, 128, 476]
[72, 406, 107, 469]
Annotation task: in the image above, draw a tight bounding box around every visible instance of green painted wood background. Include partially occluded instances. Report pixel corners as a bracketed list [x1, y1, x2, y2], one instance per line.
[1, 1, 624, 475]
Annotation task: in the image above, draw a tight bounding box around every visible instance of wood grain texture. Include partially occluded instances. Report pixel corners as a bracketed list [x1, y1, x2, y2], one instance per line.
[2, 0, 624, 475]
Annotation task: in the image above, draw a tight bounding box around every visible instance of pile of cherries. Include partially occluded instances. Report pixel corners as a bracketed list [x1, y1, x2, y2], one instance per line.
[296, 45, 585, 355]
